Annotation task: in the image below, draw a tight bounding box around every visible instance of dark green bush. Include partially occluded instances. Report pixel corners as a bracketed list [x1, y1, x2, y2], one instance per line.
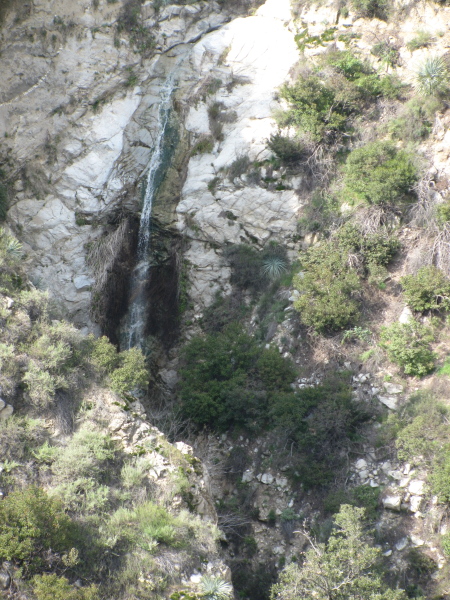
[272, 373, 369, 486]
[279, 75, 350, 142]
[191, 136, 214, 156]
[225, 243, 289, 294]
[109, 346, 149, 397]
[0, 486, 76, 573]
[293, 242, 361, 333]
[180, 323, 296, 430]
[431, 448, 450, 502]
[335, 223, 399, 272]
[342, 141, 418, 205]
[380, 321, 436, 376]
[371, 41, 399, 67]
[401, 266, 450, 312]
[267, 133, 306, 164]
[350, 0, 388, 19]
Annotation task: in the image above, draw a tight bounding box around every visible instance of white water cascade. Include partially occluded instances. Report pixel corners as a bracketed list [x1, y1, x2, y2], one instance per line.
[121, 73, 178, 349]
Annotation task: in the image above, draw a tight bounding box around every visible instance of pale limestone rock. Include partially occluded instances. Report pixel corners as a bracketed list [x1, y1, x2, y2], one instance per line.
[409, 480, 425, 495]
[175, 441, 193, 456]
[410, 535, 424, 547]
[410, 495, 423, 513]
[399, 306, 413, 324]
[260, 473, 274, 485]
[382, 494, 402, 511]
[242, 470, 254, 483]
[395, 538, 408, 551]
[355, 458, 367, 470]
[379, 395, 399, 410]
[383, 382, 403, 394]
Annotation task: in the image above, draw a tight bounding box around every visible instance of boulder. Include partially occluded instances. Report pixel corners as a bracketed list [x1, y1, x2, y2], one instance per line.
[378, 395, 398, 410]
[382, 494, 402, 511]
[409, 480, 425, 495]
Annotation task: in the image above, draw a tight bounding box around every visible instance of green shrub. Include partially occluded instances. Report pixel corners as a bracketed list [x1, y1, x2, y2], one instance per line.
[406, 31, 433, 52]
[271, 505, 407, 600]
[0, 416, 45, 461]
[33, 574, 99, 600]
[371, 41, 399, 67]
[324, 485, 380, 517]
[437, 198, 450, 224]
[90, 335, 119, 373]
[0, 486, 76, 573]
[401, 266, 450, 313]
[51, 427, 116, 512]
[279, 75, 349, 142]
[415, 56, 449, 96]
[442, 533, 450, 557]
[335, 223, 399, 271]
[271, 373, 369, 486]
[267, 133, 306, 164]
[431, 448, 450, 502]
[342, 141, 418, 205]
[109, 347, 148, 397]
[107, 501, 196, 550]
[191, 135, 214, 156]
[350, 0, 388, 19]
[293, 242, 361, 333]
[395, 397, 449, 463]
[387, 97, 438, 142]
[180, 323, 296, 430]
[227, 155, 250, 180]
[380, 321, 436, 376]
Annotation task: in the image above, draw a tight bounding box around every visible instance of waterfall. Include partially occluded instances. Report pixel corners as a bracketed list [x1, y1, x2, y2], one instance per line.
[121, 73, 178, 350]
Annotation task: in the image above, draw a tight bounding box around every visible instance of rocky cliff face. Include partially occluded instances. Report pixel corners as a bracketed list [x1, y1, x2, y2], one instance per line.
[0, 0, 243, 330]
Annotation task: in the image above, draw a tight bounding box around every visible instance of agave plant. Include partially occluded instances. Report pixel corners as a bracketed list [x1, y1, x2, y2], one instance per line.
[6, 238, 23, 258]
[198, 575, 232, 600]
[415, 56, 448, 96]
[261, 255, 288, 280]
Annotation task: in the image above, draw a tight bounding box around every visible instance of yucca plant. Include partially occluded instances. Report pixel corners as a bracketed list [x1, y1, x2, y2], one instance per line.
[198, 576, 232, 600]
[261, 255, 288, 280]
[415, 56, 448, 96]
[6, 238, 23, 258]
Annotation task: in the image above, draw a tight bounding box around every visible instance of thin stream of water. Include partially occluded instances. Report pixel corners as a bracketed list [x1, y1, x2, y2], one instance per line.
[122, 73, 178, 349]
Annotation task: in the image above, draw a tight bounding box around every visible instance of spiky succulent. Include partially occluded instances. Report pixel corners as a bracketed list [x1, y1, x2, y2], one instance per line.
[261, 255, 288, 280]
[6, 238, 23, 258]
[198, 576, 232, 600]
[415, 56, 448, 96]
